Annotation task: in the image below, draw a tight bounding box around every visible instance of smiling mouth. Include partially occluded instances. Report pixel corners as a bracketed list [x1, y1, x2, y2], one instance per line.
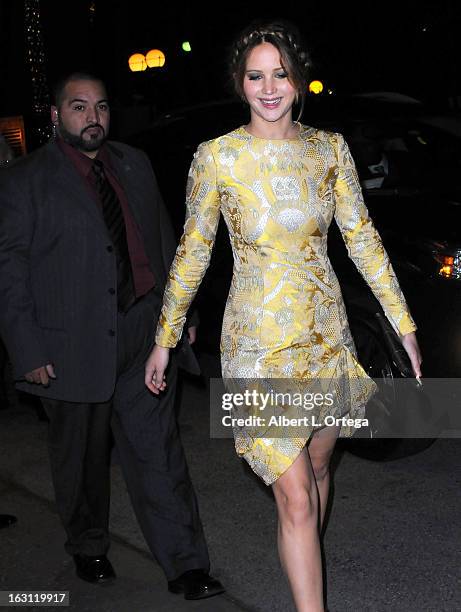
[259, 98, 282, 109]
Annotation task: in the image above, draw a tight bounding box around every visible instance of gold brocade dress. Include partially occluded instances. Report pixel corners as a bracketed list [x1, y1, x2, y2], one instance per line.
[155, 125, 416, 485]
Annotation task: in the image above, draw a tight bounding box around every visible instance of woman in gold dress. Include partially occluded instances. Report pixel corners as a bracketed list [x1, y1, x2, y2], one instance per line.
[145, 21, 422, 612]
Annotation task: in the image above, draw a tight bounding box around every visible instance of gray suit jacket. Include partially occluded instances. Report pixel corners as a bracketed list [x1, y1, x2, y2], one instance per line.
[0, 139, 198, 402]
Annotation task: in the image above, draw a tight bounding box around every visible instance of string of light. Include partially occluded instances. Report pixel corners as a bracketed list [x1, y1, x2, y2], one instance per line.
[24, 0, 51, 143]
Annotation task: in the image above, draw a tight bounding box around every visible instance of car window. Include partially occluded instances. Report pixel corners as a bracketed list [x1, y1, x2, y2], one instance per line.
[340, 119, 461, 196]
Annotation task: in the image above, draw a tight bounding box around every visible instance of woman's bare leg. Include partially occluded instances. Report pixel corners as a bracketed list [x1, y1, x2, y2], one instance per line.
[272, 448, 324, 612]
[271, 426, 340, 610]
[308, 425, 340, 527]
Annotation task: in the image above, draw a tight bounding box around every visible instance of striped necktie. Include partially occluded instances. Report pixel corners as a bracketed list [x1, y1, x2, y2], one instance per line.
[92, 159, 136, 313]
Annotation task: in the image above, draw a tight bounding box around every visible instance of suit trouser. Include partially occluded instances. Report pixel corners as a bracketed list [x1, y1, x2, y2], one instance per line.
[40, 289, 210, 580]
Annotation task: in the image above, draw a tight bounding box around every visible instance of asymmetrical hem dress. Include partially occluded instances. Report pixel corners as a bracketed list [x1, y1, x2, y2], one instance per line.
[155, 125, 416, 485]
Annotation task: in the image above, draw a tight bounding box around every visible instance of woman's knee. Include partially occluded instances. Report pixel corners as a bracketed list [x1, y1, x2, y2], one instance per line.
[275, 483, 318, 527]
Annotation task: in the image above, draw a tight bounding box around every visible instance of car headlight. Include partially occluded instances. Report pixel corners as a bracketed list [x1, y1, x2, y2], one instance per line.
[434, 250, 461, 279]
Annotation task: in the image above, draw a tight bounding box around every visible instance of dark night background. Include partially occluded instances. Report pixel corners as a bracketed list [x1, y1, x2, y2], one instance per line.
[1, 7, 461, 609]
[1, 0, 461, 150]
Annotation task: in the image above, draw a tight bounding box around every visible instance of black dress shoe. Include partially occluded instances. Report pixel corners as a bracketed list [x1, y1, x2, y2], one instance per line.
[0, 514, 17, 529]
[168, 569, 225, 600]
[73, 554, 115, 584]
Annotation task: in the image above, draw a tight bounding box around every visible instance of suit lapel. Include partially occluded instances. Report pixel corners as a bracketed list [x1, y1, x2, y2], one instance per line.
[45, 142, 110, 241]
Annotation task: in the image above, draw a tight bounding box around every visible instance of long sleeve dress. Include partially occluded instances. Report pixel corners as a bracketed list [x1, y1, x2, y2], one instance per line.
[155, 125, 416, 485]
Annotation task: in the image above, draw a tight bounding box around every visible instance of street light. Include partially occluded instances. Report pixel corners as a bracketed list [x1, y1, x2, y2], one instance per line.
[128, 53, 147, 72]
[308, 80, 324, 94]
[146, 49, 166, 68]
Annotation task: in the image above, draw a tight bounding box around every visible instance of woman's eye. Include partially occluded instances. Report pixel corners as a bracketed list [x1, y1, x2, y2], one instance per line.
[275, 72, 288, 79]
[247, 74, 262, 81]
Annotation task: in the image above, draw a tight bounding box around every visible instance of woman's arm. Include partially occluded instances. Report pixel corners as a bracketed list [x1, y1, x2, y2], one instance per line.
[145, 141, 221, 392]
[332, 132, 422, 376]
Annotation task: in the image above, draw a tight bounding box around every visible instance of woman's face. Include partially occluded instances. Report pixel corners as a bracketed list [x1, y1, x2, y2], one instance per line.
[242, 42, 297, 126]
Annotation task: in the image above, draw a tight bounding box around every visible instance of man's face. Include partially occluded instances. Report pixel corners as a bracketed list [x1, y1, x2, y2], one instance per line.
[51, 79, 110, 157]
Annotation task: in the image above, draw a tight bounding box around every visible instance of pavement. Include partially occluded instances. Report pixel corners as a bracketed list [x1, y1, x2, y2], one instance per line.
[0, 351, 460, 612]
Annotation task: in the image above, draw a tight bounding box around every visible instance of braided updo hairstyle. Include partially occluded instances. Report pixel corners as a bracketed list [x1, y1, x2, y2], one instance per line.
[230, 20, 311, 117]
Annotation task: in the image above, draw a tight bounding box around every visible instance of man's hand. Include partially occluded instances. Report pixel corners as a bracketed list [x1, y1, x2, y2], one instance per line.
[24, 364, 56, 386]
[187, 325, 197, 345]
[401, 331, 422, 380]
[145, 345, 170, 395]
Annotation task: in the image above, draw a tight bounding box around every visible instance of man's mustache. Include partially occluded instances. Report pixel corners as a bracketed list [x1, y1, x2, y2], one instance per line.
[81, 124, 105, 136]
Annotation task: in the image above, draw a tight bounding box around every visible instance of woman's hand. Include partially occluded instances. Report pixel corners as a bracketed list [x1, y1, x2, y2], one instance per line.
[145, 345, 170, 394]
[187, 325, 197, 345]
[401, 331, 422, 380]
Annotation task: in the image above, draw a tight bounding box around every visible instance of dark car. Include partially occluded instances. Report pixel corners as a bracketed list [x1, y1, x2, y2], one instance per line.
[125, 93, 461, 458]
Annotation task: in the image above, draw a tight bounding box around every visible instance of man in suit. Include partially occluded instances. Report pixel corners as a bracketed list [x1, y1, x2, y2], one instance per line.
[0, 73, 224, 600]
